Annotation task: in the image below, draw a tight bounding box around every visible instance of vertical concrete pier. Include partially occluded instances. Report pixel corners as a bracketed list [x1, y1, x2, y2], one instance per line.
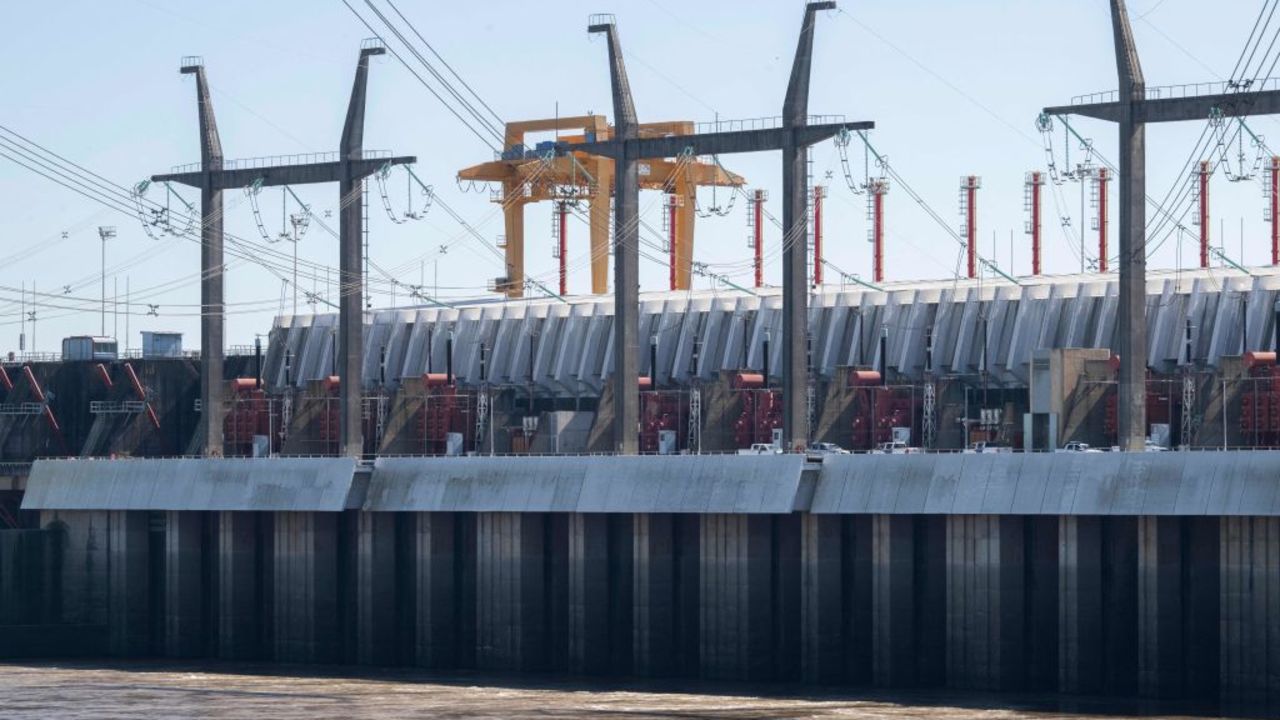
[944, 515, 1026, 691]
[107, 510, 150, 657]
[800, 514, 872, 684]
[1220, 517, 1279, 709]
[271, 511, 340, 663]
[162, 510, 206, 658]
[871, 515, 945, 687]
[475, 512, 548, 671]
[355, 511, 398, 665]
[216, 511, 263, 660]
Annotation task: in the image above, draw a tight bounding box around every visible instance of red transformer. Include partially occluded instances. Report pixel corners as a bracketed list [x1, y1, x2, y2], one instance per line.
[1103, 375, 1177, 444]
[317, 376, 341, 452]
[638, 376, 688, 453]
[223, 378, 274, 457]
[732, 372, 783, 448]
[1241, 352, 1280, 446]
[417, 373, 473, 455]
[847, 371, 922, 450]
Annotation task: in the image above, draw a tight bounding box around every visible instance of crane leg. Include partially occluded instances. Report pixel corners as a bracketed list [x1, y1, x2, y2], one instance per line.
[502, 183, 525, 298]
[590, 161, 612, 294]
[675, 174, 695, 290]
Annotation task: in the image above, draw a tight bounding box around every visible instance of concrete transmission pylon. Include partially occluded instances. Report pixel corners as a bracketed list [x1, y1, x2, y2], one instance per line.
[1043, 0, 1280, 451]
[565, 3, 873, 453]
[153, 41, 415, 458]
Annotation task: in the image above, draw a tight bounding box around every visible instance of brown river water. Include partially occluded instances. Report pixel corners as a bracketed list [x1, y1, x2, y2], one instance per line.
[0, 662, 1244, 719]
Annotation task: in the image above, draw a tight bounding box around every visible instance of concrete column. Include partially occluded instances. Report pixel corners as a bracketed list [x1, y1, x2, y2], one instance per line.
[407, 512, 474, 669]
[945, 515, 1027, 691]
[42, 511, 108, 628]
[698, 514, 796, 682]
[162, 510, 206, 658]
[271, 511, 339, 663]
[801, 514, 843, 683]
[106, 510, 150, 657]
[1136, 516, 1219, 702]
[633, 514, 701, 677]
[1220, 516, 1278, 710]
[475, 512, 547, 671]
[216, 511, 261, 660]
[355, 511, 398, 666]
[1059, 516, 1137, 696]
[567, 513, 630, 675]
[872, 514, 945, 687]
[633, 513, 673, 676]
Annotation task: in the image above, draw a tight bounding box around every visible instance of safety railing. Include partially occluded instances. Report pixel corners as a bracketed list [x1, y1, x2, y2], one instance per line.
[167, 149, 393, 175]
[1071, 77, 1280, 106]
[694, 114, 847, 134]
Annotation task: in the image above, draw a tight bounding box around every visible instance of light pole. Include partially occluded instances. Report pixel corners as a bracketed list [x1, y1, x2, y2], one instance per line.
[97, 226, 116, 336]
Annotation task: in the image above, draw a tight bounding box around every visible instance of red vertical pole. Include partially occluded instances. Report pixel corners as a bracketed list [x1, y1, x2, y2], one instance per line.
[1097, 167, 1108, 273]
[668, 194, 678, 291]
[965, 176, 978, 279]
[754, 189, 765, 288]
[1271, 156, 1279, 265]
[873, 181, 885, 283]
[1030, 171, 1042, 276]
[813, 185, 824, 286]
[557, 201, 568, 297]
[1199, 160, 1210, 269]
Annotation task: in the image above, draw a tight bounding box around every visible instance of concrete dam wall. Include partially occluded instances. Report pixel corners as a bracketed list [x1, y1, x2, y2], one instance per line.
[12, 453, 1280, 712]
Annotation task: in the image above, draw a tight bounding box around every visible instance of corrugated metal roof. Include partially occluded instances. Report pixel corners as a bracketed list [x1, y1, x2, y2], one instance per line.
[21, 458, 357, 511]
[366, 455, 807, 513]
[811, 451, 1280, 516]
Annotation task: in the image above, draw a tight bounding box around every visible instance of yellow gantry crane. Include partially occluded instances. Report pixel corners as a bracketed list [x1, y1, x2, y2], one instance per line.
[458, 116, 745, 297]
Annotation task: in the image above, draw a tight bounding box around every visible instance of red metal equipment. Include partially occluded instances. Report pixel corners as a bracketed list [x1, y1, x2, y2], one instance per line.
[417, 373, 473, 455]
[731, 371, 782, 448]
[1097, 167, 1109, 273]
[123, 363, 161, 430]
[639, 389, 687, 453]
[870, 179, 888, 282]
[21, 365, 67, 454]
[846, 370, 921, 450]
[224, 377, 272, 456]
[961, 176, 980, 279]
[752, 189, 765, 289]
[1271, 156, 1279, 266]
[318, 375, 341, 450]
[1026, 171, 1043, 276]
[556, 200, 569, 297]
[1241, 352, 1280, 446]
[1103, 375, 1176, 443]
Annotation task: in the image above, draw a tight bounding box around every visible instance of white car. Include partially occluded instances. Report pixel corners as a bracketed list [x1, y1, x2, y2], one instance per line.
[871, 441, 918, 455]
[737, 443, 783, 455]
[807, 442, 850, 457]
[1057, 441, 1102, 453]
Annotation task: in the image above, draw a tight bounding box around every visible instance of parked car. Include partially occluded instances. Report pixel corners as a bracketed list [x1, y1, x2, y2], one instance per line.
[737, 443, 783, 455]
[1057, 441, 1102, 453]
[807, 442, 850, 457]
[1143, 440, 1168, 452]
[871, 441, 918, 455]
[968, 441, 1013, 454]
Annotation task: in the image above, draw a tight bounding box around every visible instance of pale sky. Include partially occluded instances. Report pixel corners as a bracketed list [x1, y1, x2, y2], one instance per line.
[0, 0, 1275, 351]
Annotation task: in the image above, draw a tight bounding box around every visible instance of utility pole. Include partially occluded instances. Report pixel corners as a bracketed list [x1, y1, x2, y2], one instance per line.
[959, 176, 980, 278]
[97, 226, 116, 336]
[152, 44, 413, 458]
[572, 3, 868, 452]
[1043, 0, 1280, 449]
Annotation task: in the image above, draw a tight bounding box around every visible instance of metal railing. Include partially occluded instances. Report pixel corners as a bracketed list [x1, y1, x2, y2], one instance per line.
[694, 114, 847, 134]
[168, 149, 393, 175]
[1071, 77, 1280, 106]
